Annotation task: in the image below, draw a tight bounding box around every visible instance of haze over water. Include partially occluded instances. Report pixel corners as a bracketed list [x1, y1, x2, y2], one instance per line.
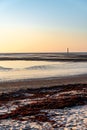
[0, 53, 87, 82]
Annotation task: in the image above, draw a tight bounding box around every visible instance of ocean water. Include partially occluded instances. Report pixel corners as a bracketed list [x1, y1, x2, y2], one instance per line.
[0, 53, 87, 82]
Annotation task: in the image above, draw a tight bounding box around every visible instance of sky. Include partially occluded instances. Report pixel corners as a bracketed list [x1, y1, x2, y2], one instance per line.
[0, 0, 87, 52]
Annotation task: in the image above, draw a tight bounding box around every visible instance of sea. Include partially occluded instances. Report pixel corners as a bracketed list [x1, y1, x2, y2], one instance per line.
[0, 53, 87, 82]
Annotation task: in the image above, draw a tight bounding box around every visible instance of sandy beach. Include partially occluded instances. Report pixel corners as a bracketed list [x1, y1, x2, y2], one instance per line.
[0, 74, 87, 129]
[0, 74, 87, 93]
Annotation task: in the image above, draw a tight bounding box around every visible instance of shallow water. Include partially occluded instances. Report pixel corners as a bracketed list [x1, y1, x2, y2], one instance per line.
[0, 60, 87, 82]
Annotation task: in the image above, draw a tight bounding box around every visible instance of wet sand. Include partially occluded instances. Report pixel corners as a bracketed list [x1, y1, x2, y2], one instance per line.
[0, 74, 87, 93]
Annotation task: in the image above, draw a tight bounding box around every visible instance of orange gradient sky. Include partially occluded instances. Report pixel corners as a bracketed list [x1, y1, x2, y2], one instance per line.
[0, 28, 87, 52]
[0, 0, 87, 52]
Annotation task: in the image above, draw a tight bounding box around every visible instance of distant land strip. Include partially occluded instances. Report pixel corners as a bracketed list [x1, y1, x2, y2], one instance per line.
[0, 57, 87, 61]
[0, 53, 87, 61]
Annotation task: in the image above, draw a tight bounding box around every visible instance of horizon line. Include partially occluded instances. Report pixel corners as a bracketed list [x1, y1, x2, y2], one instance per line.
[0, 51, 87, 54]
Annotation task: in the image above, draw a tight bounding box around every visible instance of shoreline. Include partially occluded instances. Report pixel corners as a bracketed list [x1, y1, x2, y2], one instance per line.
[0, 74, 87, 93]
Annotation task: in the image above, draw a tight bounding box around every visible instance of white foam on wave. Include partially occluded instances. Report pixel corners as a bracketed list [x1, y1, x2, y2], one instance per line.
[0, 66, 12, 71]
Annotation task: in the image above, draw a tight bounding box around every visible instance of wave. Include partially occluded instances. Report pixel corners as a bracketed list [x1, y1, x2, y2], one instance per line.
[0, 66, 12, 71]
[25, 63, 83, 71]
[25, 64, 58, 70]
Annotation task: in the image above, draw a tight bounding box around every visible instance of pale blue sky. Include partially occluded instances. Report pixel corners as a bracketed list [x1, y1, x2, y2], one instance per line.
[0, 0, 87, 31]
[0, 0, 87, 52]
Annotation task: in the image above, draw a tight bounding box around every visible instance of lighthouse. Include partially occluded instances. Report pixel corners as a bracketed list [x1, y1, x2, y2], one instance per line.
[67, 48, 69, 54]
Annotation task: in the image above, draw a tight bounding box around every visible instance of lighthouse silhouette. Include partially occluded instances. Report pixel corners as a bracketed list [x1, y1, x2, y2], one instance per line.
[67, 48, 69, 54]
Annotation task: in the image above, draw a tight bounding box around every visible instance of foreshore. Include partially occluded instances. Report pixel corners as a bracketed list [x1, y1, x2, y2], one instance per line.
[0, 74, 87, 93]
[0, 74, 87, 129]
